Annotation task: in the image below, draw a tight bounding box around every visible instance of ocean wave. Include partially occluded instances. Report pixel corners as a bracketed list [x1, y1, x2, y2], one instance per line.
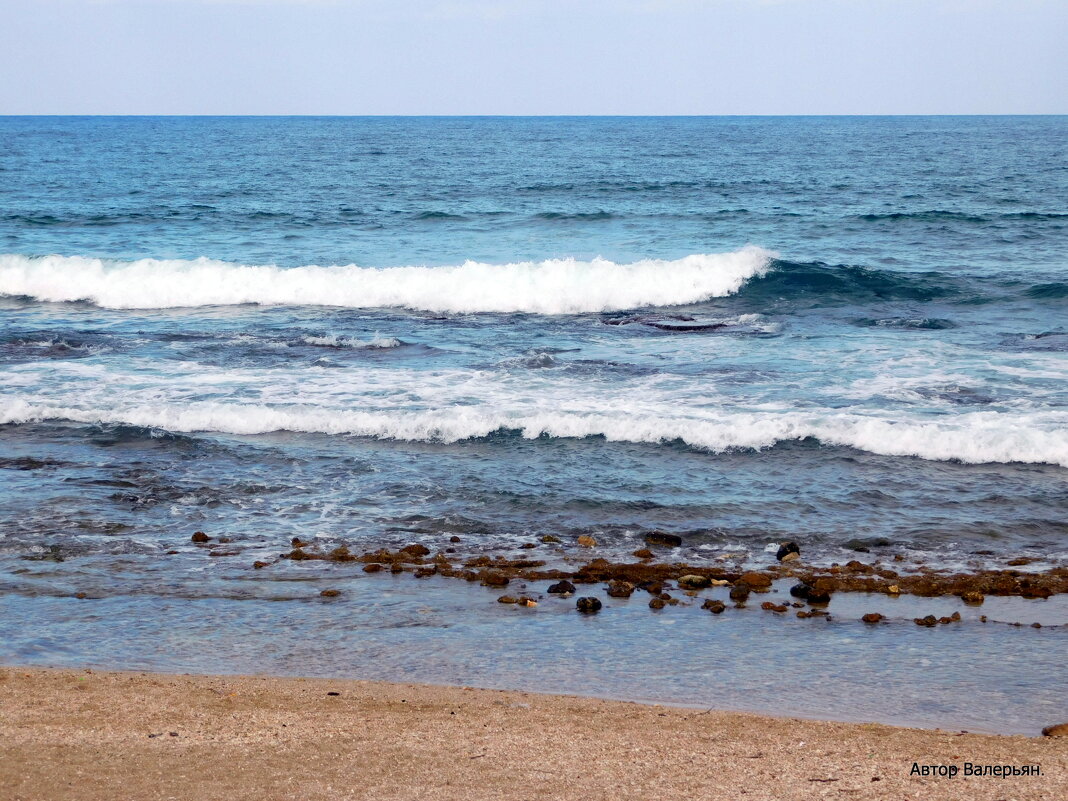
[2, 400, 1066, 469]
[0, 248, 772, 313]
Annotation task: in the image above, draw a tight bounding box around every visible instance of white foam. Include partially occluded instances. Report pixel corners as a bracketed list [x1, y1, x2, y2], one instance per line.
[0, 248, 773, 313]
[298, 334, 403, 349]
[2, 397, 1066, 469]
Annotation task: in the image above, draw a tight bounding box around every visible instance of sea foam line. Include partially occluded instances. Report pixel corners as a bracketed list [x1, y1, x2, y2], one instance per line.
[2, 399, 1066, 469]
[0, 248, 772, 313]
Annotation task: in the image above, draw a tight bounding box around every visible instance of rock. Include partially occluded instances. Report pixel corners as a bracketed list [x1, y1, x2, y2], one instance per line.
[862, 613, 884, 624]
[520, 543, 536, 549]
[914, 615, 938, 627]
[606, 580, 635, 598]
[789, 583, 812, 599]
[1032, 622, 1042, 629]
[576, 597, 602, 614]
[780, 552, 800, 563]
[497, 595, 519, 604]
[286, 548, 311, 560]
[886, 584, 901, 595]
[400, 544, 430, 557]
[632, 548, 655, 559]
[761, 601, 788, 613]
[414, 567, 437, 578]
[843, 537, 892, 552]
[1007, 557, 1036, 566]
[1042, 723, 1068, 737]
[191, 532, 210, 543]
[577, 535, 597, 547]
[252, 561, 269, 569]
[291, 537, 310, 547]
[320, 589, 341, 598]
[729, 583, 750, 603]
[540, 535, 561, 543]
[644, 531, 682, 548]
[678, 574, 711, 590]
[74, 592, 87, 599]
[649, 597, 666, 610]
[547, 580, 576, 594]
[702, 599, 726, 614]
[776, 541, 800, 561]
[517, 597, 538, 608]
[638, 581, 664, 595]
[329, 546, 354, 562]
[362, 563, 383, 573]
[449, 535, 461, 543]
[739, 572, 772, 590]
[961, 590, 985, 605]
[480, 571, 509, 587]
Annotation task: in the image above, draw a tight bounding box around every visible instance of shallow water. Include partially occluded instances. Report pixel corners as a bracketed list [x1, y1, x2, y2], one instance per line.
[1, 116, 1066, 732]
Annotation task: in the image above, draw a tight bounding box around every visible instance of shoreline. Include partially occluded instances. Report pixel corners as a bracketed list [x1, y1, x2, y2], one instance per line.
[2, 667, 1066, 800]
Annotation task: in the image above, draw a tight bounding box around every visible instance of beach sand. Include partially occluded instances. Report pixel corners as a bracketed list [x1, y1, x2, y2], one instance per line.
[1, 667, 1065, 801]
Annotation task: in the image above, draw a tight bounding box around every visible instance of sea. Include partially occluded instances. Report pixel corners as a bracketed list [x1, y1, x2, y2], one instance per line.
[1, 116, 1065, 733]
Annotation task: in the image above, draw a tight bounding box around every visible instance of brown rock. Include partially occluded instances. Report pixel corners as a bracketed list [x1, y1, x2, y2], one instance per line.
[540, 535, 561, 543]
[480, 571, 509, 587]
[497, 595, 519, 604]
[520, 543, 536, 549]
[914, 615, 938, 627]
[400, 544, 430, 557]
[702, 599, 726, 614]
[644, 531, 682, 548]
[632, 548, 655, 559]
[760, 602, 788, 613]
[729, 583, 751, 603]
[252, 561, 269, 569]
[547, 580, 576, 594]
[319, 589, 341, 598]
[776, 541, 800, 561]
[648, 597, 666, 610]
[191, 532, 210, 543]
[678, 574, 711, 590]
[606, 580, 635, 598]
[577, 535, 597, 547]
[961, 590, 984, 605]
[1007, 557, 1036, 566]
[362, 563, 383, 573]
[329, 546, 354, 562]
[780, 552, 800, 563]
[1042, 723, 1068, 737]
[862, 613, 884, 624]
[449, 535, 461, 543]
[739, 572, 772, 590]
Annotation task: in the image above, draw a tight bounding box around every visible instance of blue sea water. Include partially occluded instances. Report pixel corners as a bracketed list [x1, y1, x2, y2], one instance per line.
[1, 116, 1066, 732]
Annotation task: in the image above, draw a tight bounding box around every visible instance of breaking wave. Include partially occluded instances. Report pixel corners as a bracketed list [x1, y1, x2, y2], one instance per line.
[0, 248, 772, 313]
[2, 399, 1066, 469]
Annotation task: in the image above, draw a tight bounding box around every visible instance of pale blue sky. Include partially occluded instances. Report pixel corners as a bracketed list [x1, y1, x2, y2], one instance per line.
[1, 0, 1065, 114]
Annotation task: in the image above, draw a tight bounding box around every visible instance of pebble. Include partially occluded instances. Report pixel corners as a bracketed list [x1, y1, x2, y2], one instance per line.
[576, 597, 602, 614]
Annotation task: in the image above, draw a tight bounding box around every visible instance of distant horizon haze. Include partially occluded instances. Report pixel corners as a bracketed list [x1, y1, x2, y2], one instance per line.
[1, 0, 1065, 115]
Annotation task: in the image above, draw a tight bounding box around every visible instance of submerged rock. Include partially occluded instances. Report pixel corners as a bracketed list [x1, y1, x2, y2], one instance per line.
[649, 597, 666, 610]
[576, 597, 602, 614]
[702, 599, 726, 614]
[400, 543, 430, 557]
[760, 601, 788, 613]
[914, 615, 938, 627]
[547, 580, 576, 594]
[862, 613, 884, 624]
[632, 548, 655, 559]
[540, 534, 561, 543]
[644, 531, 682, 548]
[498, 595, 519, 604]
[362, 563, 383, 573]
[319, 589, 341, 598]
[729, 583, 750, 603]
[606, 580, 635, 598]
[789, 583, 812, 599]
[252, 561, 269, 569]
[191, 532, 210, 543]
[480, 571, 509, 587]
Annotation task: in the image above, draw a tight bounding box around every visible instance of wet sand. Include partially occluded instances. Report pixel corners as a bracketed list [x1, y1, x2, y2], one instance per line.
[2, 667, 1066, 801]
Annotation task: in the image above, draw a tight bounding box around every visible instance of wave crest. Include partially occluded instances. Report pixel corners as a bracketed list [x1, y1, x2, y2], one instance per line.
[0, 248, 773, 313]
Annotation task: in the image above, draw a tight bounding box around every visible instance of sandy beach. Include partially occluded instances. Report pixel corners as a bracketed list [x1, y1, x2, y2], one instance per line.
[1, 667, 1065, 801]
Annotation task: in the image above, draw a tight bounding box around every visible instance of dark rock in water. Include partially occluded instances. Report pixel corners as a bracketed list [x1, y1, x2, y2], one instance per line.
[644, 531, 682, 548]
[390, 563, 404, 574]
[606, 580, 635, 598]
[776, 542, 800, 561]
[449, 535, 461, 543]
[291, 537, 310, 547]
[320, 589, 341, 598]
[638, 581, 664, 595]
[252, 561, 269, 569]
[497, 595, 519, 604]
[761, 601, 788, 613]
[729, 583, 751, 603]
[1031, 622, 1042, 629]
[362, 563, 383, 573]
[789, 583, 812, 599]
[806, 589, 832, 605]
[328, 546, 354, 562]
[862, 613, 884, 624]
[1007, 557, 1036, 566]
[414, 567, 437, 578]
[678, 574, 711, 590]
[520, 543, 537, 549]
[576, 597, 602, 614]
[480, 571, 509, 587]
[843, 537, 892, 552]
[191, 532, 210, 543]
[74, 592, 88, 599]
[1042, 723, 1068, 737]
[914, 615, 938, 627]
[632, 548, 655, 559]
[400, 543, 430, 557]
[702, 599, 726, 614]
[649, 597, 666, 610]
[547, 580, 576, 594]
[285, 548, 311, 561]
[961, 590, 985, 605]
[540, 535, 561, 544]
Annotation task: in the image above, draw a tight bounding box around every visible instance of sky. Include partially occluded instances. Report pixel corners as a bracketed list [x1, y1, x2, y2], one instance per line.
[1, 0, 1065, 115]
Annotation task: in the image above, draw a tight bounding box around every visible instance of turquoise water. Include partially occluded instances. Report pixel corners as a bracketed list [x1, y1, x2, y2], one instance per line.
[0, 117, 1065, 732]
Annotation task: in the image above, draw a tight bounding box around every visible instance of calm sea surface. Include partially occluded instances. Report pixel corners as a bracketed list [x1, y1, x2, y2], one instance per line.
[1, 117, 1065, 732]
